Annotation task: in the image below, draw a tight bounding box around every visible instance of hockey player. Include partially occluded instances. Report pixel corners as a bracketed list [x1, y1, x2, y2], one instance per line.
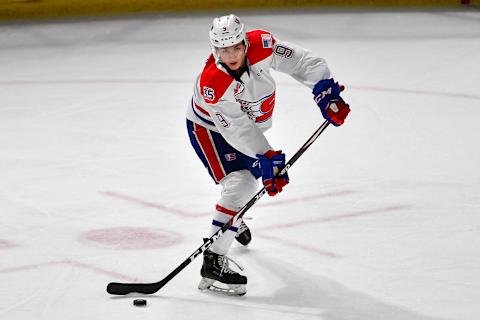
[186, 14, 350, 295]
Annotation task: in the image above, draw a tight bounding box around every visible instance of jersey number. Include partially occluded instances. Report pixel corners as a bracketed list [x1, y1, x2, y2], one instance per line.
[274, 45, 293, 58]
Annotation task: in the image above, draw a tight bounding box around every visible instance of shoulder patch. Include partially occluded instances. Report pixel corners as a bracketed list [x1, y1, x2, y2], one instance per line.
[261, 34, 273, 48]
[246, 30, 275, 65]
[203, 86, 215, 101]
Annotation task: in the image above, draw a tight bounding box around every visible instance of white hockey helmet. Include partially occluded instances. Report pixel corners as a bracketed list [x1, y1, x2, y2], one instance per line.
[209, 14, 246, 48]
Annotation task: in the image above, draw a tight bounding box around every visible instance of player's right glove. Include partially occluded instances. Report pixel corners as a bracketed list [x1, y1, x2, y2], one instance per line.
[312, 78, 350, 126]
[257, 150, 289, 196]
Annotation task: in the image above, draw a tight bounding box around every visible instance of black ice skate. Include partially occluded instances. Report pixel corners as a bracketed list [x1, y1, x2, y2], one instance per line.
[235, 220, 251, 246]
[198, 250, 247, 296]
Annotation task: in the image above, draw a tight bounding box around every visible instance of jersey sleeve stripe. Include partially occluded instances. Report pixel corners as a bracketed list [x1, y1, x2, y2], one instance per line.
[194, 101, 210, 117]
[191, 99, 215, 126]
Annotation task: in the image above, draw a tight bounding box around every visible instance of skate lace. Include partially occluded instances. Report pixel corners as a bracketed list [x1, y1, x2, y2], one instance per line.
[237, 221, 248, 235]
[219, 255, 244, 275]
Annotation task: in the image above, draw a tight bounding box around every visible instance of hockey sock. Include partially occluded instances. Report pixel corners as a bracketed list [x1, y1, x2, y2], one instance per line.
[208, 204, 241, 255]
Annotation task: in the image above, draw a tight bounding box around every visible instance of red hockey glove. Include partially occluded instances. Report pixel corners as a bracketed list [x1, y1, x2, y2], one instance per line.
[313, 79, 351, 126]
[257, 150, 289, 196]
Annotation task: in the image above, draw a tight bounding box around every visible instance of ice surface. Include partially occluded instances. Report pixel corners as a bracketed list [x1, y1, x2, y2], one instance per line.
[1, 8, 479, 320]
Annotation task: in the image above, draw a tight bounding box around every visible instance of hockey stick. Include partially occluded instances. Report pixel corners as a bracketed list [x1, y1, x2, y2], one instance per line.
[106, 119, 330, 295]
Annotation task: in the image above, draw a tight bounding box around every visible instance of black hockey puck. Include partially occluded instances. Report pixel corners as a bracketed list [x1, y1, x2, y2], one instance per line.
[133, 299, 147, 307]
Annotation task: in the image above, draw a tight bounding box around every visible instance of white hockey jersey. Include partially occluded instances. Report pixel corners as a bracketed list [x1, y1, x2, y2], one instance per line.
[186, 30, 331, 158]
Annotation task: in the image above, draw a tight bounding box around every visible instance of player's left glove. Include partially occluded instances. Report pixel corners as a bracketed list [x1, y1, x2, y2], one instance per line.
[313, 78, 350, 126]
[257, 150, 289, 196]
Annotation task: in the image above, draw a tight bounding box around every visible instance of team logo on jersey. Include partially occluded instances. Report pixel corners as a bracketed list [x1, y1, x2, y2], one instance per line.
[225, 153, 236, 161]
[215, 112, 230, 128]
[261, 34, 273, 48]
[238, 92, 275, 123]
[203, 86, 215, 101]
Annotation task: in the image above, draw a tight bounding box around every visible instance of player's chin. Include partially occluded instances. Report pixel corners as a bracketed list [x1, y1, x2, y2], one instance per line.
[228, 62, 240, 70]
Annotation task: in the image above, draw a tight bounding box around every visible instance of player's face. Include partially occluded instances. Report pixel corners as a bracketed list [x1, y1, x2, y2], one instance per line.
[217, 42, 246, 71]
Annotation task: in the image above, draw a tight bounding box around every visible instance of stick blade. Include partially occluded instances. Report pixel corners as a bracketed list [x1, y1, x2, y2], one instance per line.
[106, 282, 161, 295]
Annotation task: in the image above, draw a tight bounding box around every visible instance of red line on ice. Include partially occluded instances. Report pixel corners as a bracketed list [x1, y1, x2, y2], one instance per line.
[260, 204, 411, 231]
[65, 260, 140, 282]
[0, 261, 63, 273]
[1, 79, 477, 100]
[100, 191, 198, 217]
[0, 79, 187, 85]
[348, 85, 480, 100]
[256, 190, 355, 208]
[255, 204, 411, 258]
[256, 232, 342, 258]
[0, 260, 139, 282]
[0, 239, 17, 249]
[101, 190, 355, 218]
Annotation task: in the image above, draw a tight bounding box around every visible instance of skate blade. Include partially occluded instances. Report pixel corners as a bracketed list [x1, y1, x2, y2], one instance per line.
[198, 278, 246, 296]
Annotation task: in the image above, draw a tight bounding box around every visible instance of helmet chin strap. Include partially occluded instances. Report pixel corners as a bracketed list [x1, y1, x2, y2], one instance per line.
[243, 40, 249, 55]
[220, 61, 248, 82]
[212, 46, 220, 62]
